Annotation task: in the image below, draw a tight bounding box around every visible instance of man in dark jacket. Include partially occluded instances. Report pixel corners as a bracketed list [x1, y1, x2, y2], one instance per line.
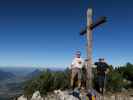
[95, 58, 109, 94]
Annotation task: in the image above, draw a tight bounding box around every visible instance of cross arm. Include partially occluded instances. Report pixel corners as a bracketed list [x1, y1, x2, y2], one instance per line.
[90, 16, 107, 30]
[80, 16, 107, 35]
[80, 27, 87, 35]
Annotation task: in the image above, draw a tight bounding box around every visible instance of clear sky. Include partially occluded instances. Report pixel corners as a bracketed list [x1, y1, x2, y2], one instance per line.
[0, 0, 133, 68]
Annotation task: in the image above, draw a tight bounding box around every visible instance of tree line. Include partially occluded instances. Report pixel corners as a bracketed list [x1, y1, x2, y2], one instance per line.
[24, 62, 133, 96]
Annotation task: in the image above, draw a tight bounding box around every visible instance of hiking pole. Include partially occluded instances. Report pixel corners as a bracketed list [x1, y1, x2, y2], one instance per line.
[104, 74, 106, 94]
[103, 73, 107, 100]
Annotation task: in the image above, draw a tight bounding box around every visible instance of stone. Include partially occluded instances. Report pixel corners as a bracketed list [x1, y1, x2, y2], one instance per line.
[17, 95, 27, 100]
[31, 91, 43, 100]
[54, 89, 79, 100]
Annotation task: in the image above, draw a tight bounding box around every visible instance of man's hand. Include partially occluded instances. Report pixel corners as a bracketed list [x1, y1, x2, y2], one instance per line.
[69, 64, 73, 70]
[105, 68, 109, 74]
[78, 61, 82, 64]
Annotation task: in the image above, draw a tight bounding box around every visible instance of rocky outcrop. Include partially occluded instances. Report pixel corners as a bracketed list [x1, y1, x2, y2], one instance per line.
[31, 91, 43, 100]
[16, 90, 133, 100]
[17, 95, 27, 100]
[53, 90, 79, 100]
[17, 91, 43, 100]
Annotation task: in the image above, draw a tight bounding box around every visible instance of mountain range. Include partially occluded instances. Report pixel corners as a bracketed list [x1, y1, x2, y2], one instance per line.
[0, 70, 16, 80]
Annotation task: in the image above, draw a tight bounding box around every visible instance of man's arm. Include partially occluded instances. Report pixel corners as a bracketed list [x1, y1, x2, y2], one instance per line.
[94, 62, 99, 74]
[79, 58, 84, 69]
[105, 68, 109, 74]
[68, 64, 72, 70]
[94, 62, 98, 66]
[105, 63, 110, 74]
[69, 59, 75, 69]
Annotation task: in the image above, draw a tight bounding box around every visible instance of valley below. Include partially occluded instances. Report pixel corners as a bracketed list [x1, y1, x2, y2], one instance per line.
[0, 67, 43, 100]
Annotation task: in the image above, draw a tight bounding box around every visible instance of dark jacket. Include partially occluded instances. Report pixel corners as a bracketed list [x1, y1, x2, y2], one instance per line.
[95, 62, 109, 76]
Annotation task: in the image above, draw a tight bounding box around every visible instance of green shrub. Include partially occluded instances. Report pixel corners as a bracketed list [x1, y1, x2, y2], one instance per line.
[107, 70, 127, 92]
[24, 68, 70, 96]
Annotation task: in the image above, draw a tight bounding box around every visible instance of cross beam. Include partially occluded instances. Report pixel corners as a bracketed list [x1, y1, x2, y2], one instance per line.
[80, 8, 107, 89]
[80, 16, 107, 35]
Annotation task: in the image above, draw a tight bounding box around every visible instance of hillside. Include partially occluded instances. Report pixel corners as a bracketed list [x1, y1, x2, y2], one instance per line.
[0, 68, 43, 100]
[26, 69, 42, 79]
[0, 70, 15, 80]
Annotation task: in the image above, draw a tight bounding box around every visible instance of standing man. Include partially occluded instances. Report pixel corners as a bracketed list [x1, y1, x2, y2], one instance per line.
[70, 51, 83, 89]
[94, 58, 109, 94]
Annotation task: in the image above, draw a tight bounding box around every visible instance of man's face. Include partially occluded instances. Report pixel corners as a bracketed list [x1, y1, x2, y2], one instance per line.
[76, 54, 80, 58]
[99, 59, 104, 62]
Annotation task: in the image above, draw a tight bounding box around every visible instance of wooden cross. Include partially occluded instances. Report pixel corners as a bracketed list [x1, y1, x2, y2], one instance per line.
[80, 8, 107, 89]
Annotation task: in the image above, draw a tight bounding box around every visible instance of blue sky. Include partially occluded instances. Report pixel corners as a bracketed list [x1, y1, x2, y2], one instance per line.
[0, 0, 133, 68]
